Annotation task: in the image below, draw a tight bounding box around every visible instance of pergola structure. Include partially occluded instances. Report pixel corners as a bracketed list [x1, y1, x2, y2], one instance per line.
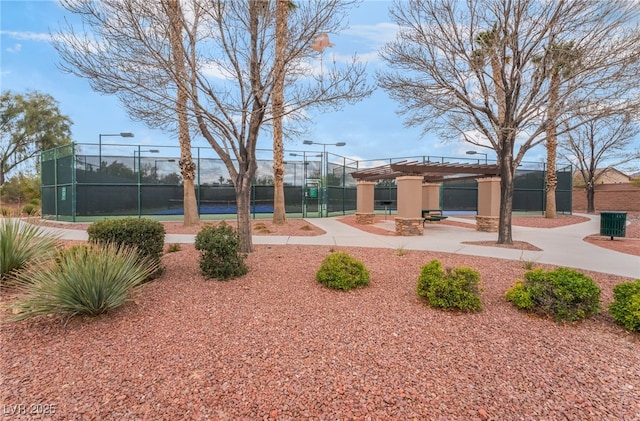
[351, 160, 502, 235]
[351, 160, 500, 182]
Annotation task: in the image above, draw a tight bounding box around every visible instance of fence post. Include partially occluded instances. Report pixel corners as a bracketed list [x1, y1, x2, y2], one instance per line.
[251, 182, 256, 219]
[137, 145, 142, 218]
[197, 147, 201, 215]
[71, 144, 77, 222]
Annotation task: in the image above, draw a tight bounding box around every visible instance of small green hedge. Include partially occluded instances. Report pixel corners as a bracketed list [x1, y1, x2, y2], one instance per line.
[506, 267, 601, 322]
[416, 259, 482, 312]
[316, 252, 370, 291]
[21, 204, 37, 215]
[195, 222, 247, 280]
[87, 218, 165, 279]
[609, 279, 640, 332]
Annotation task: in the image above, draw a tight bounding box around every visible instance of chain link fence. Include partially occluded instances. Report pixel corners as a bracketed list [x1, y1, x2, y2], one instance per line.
[41, 143, 571, 221]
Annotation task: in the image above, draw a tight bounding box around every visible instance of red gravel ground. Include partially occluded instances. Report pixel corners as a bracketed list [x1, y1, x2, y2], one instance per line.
[1, 215, 639, 420]
[0, 245, 640, 420]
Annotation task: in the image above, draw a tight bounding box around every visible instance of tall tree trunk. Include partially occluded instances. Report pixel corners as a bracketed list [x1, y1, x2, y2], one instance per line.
[545, 73, 560, 219]
[498, 167, 515, 244]
[497, 136, 515, 244]
[167, 0, 199, 226]
[235, 175, 254, 253]
[586, 183, 595, 213]
[272, 0, 288, 225]
[545, 132, 558, 218]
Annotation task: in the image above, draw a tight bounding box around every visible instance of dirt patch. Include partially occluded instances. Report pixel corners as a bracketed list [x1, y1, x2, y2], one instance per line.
[511, 214, 591, 228]
[583, 236, 640, 257]
[462, 240, 543, 251]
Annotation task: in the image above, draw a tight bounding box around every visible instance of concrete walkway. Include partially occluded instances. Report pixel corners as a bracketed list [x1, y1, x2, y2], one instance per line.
[33, 213, 639, 278]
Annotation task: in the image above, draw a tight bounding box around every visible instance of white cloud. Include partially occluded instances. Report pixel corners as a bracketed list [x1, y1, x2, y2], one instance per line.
[6, 43, 22, 53]
[201, 62, 231, 80]
[0, 30, 52, 42]
[345, 22, 399, 48]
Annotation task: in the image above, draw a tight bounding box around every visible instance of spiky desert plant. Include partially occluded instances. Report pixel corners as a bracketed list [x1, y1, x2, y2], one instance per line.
[12, 243, 158, 320]
[0, 218, 60, 286]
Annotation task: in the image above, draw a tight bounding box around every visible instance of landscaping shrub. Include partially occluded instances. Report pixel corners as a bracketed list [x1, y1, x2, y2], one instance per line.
[506, 267, 601, 322]
[87, 218, 165, 278]
[0, 218, 59, 287]
[21, 203, 37, 215]
[609, 279, 640, 332]
[316, 251, 370, 291]
[416, 259, 482, 312]
[194, 222, 247, 280]
[166, 243, 182, 253]
[12, 243, 157, 320]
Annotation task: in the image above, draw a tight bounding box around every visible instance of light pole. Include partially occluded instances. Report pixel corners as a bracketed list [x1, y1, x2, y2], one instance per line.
[303, 140, 346, 216]
[99, 132, 134, 171]
[466, 150, 488, 164]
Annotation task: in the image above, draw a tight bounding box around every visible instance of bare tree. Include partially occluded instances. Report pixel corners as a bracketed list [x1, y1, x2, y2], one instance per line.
[560, 113, 640, 213]
[54, 0, 371, 252]
[378, 0, 640, 244]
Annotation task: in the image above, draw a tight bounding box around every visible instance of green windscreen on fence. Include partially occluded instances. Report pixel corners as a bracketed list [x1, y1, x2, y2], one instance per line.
[41, 143, 571, 221]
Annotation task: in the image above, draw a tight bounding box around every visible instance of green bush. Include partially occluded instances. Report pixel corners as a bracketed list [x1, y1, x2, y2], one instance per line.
[12, 243, 158, 320]
[194, 222, 247, 280]
[87, 218, 165, 278]
[21, 204, 37, 215]
[506, 267, 601, 322]
[416, 260, 482, 312]
[0, 219, 59, 287]
[609, 279, 640, 332]
[316, 252, 370, 291]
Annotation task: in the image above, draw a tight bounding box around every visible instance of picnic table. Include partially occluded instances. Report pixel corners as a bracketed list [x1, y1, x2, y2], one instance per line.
[422, 209, 448, 226]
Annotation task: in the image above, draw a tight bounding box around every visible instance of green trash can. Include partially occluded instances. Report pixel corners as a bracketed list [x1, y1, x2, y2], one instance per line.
[600, 211, 627, 240]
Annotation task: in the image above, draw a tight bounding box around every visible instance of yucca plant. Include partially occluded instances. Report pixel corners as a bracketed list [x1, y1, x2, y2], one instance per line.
[0, 218, 60, 286]
[12, 243, 158, 320]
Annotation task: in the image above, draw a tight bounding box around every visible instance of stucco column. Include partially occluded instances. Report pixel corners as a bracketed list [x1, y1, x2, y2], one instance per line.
[355, 181, 376, 224]
[395, 176, 424, 235]
[476, 177, 501, 232]
[422, 182, 441, 210]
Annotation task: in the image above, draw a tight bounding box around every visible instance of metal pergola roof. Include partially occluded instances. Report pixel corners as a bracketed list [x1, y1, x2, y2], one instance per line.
[351, 160, 500, 183]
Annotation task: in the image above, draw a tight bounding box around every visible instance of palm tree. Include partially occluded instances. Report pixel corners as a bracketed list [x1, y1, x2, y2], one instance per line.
[535, 41, 580, 218]
[272, 1, 299, 225]
[166, 0, 199, 226]
[473, 26, 507, 126]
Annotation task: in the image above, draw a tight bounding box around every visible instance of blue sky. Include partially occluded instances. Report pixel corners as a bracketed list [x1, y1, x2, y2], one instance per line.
[2, 0, 561, 168]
